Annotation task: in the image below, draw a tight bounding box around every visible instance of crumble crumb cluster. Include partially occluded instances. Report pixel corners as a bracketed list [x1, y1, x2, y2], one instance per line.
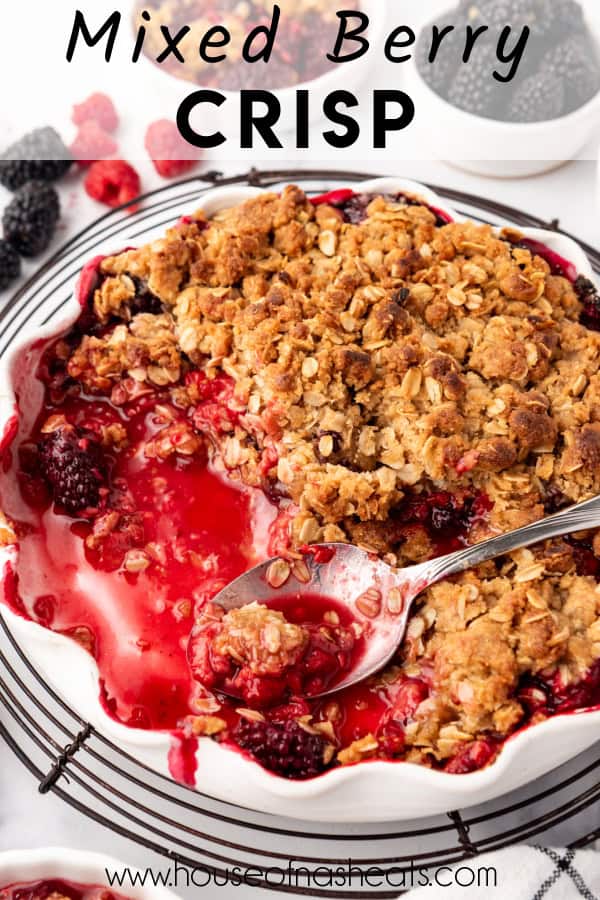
[15, 185, 600, 775]
[201, 602, 310, 677]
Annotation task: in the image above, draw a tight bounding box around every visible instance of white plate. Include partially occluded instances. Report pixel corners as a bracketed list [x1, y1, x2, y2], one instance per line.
[1, 177, 599, 823]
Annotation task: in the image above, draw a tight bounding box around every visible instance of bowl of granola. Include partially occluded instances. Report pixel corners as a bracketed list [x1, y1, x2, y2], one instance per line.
[1, 177, 600, 822]
[0, 849, 178, 900]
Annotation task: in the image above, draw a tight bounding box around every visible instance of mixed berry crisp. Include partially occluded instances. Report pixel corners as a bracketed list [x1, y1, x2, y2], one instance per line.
[2, 185, 600, 783]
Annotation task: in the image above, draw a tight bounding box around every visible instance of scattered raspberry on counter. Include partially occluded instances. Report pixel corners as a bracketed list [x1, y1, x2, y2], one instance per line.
[145, 119, 203, 178]
[84, 160, 141, 209]
[72, 92, 119, 134]
[70, 121, 119, 167]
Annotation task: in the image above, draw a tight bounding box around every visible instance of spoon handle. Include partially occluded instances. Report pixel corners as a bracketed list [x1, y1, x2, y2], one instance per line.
[422, 493, 600, 586]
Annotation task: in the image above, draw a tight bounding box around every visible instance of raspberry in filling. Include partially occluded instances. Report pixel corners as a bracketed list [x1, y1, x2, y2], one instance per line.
[2, 186, 600, 784]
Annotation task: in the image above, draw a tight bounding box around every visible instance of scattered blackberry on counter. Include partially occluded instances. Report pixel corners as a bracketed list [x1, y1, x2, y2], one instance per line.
[541, 34, 600, 112]
[2, 182, 60, 258]
[233, 717, 330, 779]
[448, 43, 512, 117]
[0, 127, 72, 191]
[0, 239, 21, 291]
[38, 424, 106, 516]
[507, 70, 565, 121]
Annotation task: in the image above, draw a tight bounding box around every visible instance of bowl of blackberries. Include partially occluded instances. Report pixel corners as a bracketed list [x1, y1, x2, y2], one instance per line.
[410, 0, 600, 175]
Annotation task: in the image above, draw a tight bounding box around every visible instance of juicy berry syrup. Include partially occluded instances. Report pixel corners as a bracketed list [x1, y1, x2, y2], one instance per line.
[1, 881, 130, 900]
[6, 388, 277, 731]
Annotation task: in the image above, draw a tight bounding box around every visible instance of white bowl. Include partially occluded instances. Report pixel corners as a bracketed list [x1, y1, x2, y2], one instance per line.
[1, 177, 599, 823]
[131, 0, 385, 133]
[0, 848, 179, 900]
[405, 13, 600, 177]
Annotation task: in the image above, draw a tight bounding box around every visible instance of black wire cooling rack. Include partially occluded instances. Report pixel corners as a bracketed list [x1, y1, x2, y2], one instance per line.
[1, 169, 599, 898]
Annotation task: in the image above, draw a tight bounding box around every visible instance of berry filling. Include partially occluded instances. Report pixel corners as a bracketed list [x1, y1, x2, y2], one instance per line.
[1, 881, 129, 900]
[310, 189, 454, 228]
[189, 595, 362, 708]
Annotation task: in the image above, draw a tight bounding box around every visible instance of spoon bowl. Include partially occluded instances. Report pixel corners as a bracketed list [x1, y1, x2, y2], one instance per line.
[210, 543, 423, 698]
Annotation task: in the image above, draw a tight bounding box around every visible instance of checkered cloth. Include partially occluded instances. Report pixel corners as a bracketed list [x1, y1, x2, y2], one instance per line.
[405, 847, 600, 898]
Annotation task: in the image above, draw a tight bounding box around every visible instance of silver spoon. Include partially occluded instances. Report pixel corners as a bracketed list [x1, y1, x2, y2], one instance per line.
[210, 494, 600, 698]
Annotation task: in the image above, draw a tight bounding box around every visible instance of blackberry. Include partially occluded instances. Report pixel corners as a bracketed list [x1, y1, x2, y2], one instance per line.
[339, 193, 374, 224]
[535, 0, 585, 39]
[233, 717, 330, 779]
[416, 12, 464, 96]
[38, 425, 106, 515]
[541, 34, 600, 112]
[3, 182, 60, 257]
[507, 70, 565, 121]
[575, 274, 600, 331]
[130, 277, 164, 316]
[0, 239, 21, 291]
[0, 127, 72, 191]
[469, 0, 544, 30]
[448, 43, 512, 118]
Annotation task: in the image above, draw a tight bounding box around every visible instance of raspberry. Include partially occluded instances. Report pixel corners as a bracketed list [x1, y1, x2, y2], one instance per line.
[84, 160, 141, 209]
[3, 182, 60, 258]
[72, 93, 119, 133]
[0, 239, 21, 290]
[232, 717, 329, 779]
[70, 121, 118, 167]
[87, 511, 146, 572]
[144, 120, 202, 178]
[444, 739, 497, 774]
[38, 425, 106, 515]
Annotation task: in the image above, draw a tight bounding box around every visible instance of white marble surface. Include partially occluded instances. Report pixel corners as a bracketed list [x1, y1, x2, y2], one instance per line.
[1, 158, 599, 898]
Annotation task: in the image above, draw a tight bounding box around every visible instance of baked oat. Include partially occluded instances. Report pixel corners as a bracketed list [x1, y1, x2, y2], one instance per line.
[6, 185, 600, 779]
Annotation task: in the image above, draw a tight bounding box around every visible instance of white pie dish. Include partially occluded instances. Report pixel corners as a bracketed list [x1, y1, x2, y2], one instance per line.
[0, 176, 599, 823]
[0, 848, 178, 900]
